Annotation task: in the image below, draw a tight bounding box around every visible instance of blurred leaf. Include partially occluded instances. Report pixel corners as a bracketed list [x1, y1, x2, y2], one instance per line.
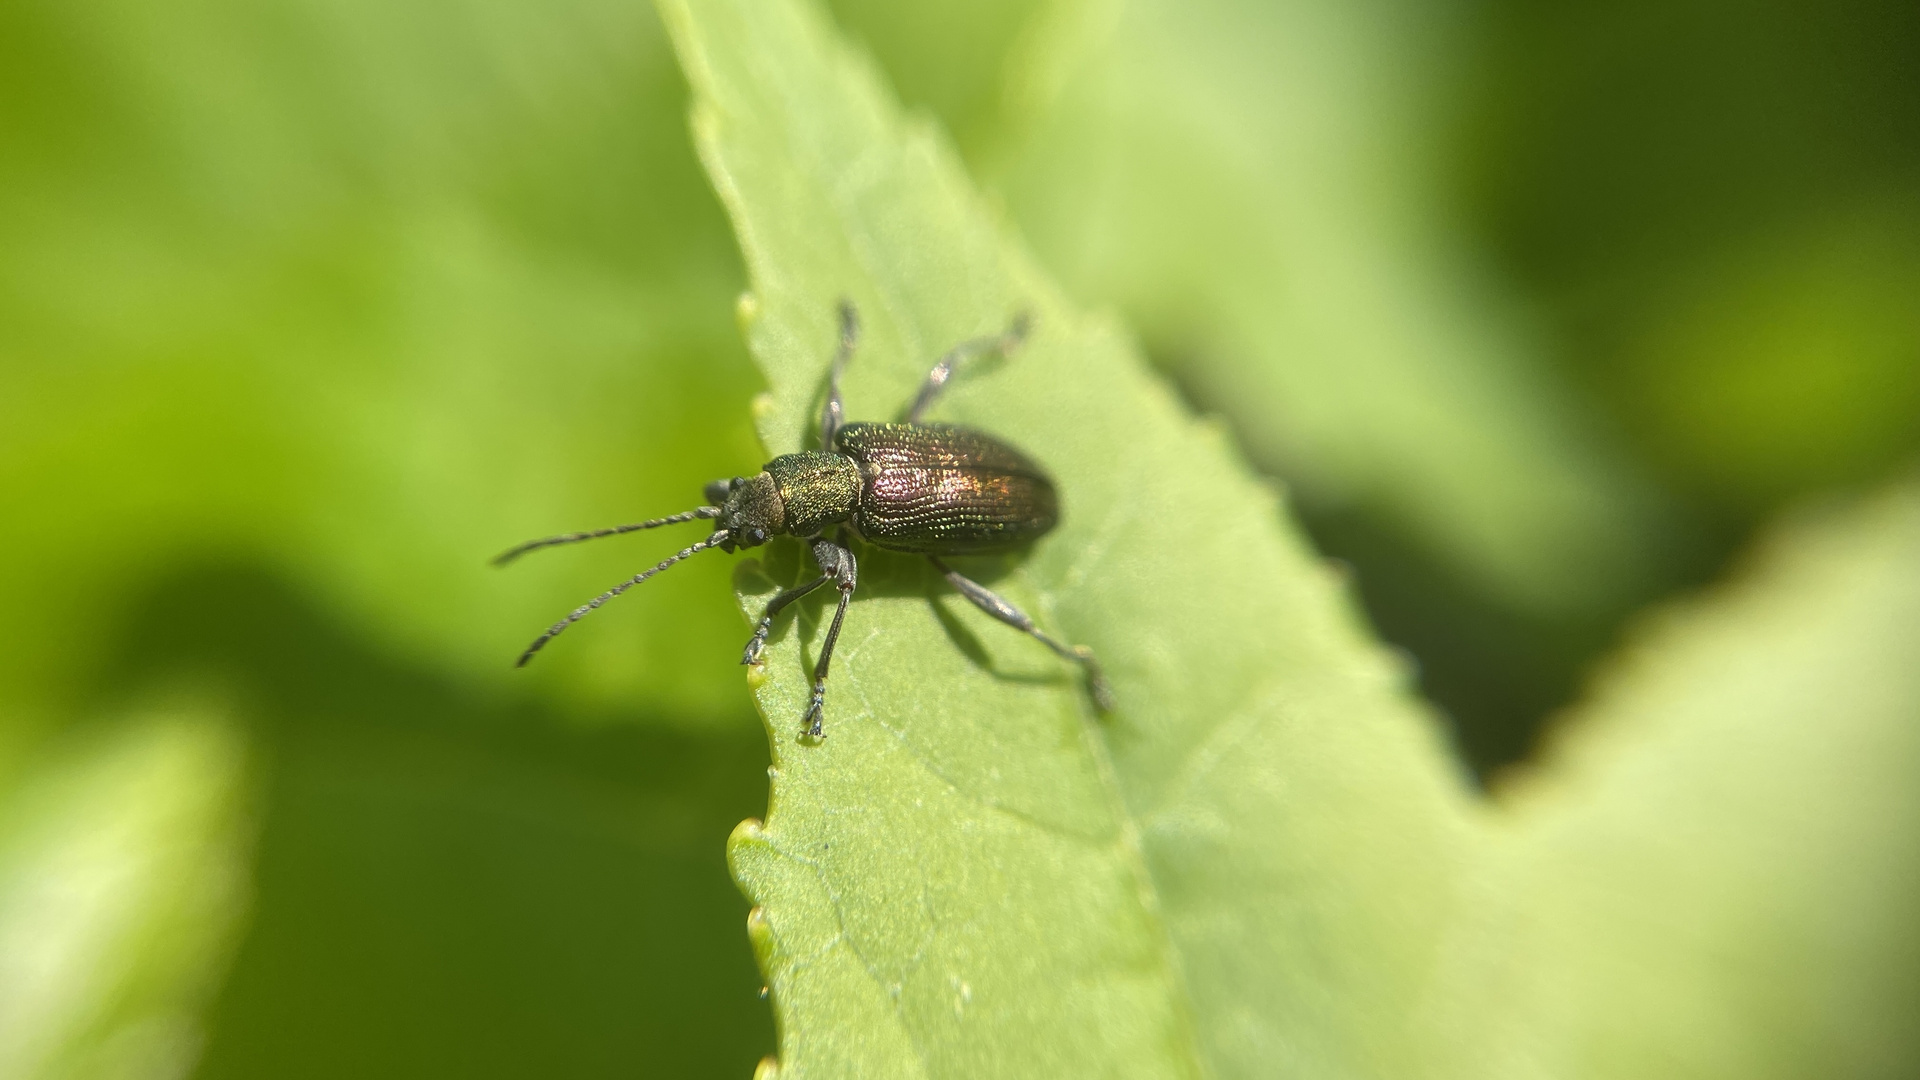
[821, 0, 1040, 158]
[0, 0, 784, 1070]
[663, 0, 1473, 1074]
[0, 706, 254, 1080]
[1616, 206, 1920, 506]
[0, 0, 762, 728]
[662, 0, 1920, 1075]
[1460, 0, 1920, 520]
[123, 568, 774, 1080]
[1452, 485, 1920, 1078]
[984, 0, 1669, 617]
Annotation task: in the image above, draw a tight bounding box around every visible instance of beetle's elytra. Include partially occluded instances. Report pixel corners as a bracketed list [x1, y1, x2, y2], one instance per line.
[496, 301, 1111, 738]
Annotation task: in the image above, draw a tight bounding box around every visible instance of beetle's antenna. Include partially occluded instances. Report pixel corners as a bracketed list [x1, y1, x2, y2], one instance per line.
[515, 531, 731, 667]
[492, 508, 722, 566]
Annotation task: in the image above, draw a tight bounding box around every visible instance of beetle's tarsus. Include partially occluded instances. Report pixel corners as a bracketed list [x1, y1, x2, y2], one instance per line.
[802, 692, 827, 739]
[742, 610, 778, 664]
[1086, 670, 1115, 713]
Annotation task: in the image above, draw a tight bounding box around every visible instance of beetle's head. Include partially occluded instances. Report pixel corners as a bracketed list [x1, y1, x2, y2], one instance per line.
[705, 472, 786, 551]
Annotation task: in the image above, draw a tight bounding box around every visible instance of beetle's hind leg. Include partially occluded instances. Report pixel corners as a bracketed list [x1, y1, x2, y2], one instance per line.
[929, 556, 1113, 712]
[800, 538, 859, 738]
[903, 312, 1031, 423]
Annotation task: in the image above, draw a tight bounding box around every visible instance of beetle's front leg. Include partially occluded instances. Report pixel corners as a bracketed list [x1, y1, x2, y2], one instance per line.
[802, 537, 858, 738]
[741, 573, 830, 665]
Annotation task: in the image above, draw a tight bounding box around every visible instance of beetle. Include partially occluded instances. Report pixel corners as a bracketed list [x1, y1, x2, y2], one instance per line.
[496, 301, 1110, 737]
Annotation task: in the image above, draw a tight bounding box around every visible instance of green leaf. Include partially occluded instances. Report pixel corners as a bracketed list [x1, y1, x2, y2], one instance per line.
[986, 0, 1669, 616]
[1460, 487, 1920, 1078]
[662, 0, 1920, 1076]
[4, 1, 790, 1070]
[662, 0, 1472, 1074]
[0, 706, 254, 1080]
[820, 0, 1042, 159]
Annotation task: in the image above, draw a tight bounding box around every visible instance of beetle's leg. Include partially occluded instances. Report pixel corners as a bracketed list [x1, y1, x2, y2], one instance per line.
[802, 538, 859, 738]
[821, 300, 859, 448]
[903, 312, 1031, 423]
[741, 574, 831, 665]
[929, 556, 1113, 712]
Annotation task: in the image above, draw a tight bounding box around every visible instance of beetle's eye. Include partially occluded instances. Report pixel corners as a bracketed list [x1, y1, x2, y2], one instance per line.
[730, 477, 744, 491]
[751, 528, 767, 544]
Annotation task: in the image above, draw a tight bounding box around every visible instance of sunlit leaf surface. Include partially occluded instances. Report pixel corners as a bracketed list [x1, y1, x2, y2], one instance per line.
[666, 0, 1474, 1073]
[663, 0, 1920, 1075]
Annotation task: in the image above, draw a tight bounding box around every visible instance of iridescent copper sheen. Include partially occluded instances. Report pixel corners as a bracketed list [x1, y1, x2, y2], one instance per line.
[835, 422, 1058, 553]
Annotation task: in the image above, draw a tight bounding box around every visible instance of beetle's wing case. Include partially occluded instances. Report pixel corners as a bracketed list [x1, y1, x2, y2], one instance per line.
[836, 422, 1059, 553]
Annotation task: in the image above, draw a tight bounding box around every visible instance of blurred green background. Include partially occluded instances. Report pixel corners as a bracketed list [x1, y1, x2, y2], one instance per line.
[1, 0, 1915, 1074]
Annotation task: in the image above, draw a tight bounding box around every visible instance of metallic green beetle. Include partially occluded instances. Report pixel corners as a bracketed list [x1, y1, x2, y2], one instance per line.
[497, 302, 1110, 737]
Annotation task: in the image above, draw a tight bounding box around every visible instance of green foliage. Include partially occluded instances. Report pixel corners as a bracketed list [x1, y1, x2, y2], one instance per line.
[984, 0, 1668, 618]
[664, 0, 1920, 1075]
[933, 0, 1699, 769]
[1, 0, 1916, 1074]
[1470, 490, 1920, 1078]
[0, 0, 776, 1072]
[1459, 0, 1920, 515]
[0, 708, 251, 1080]
[0, 0, 762, 727]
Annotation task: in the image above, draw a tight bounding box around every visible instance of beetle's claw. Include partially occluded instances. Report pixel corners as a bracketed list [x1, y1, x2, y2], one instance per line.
[1071, 646, 1115, 713]
[801, 691, 826, 739]
[741, 635, 766, 666]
